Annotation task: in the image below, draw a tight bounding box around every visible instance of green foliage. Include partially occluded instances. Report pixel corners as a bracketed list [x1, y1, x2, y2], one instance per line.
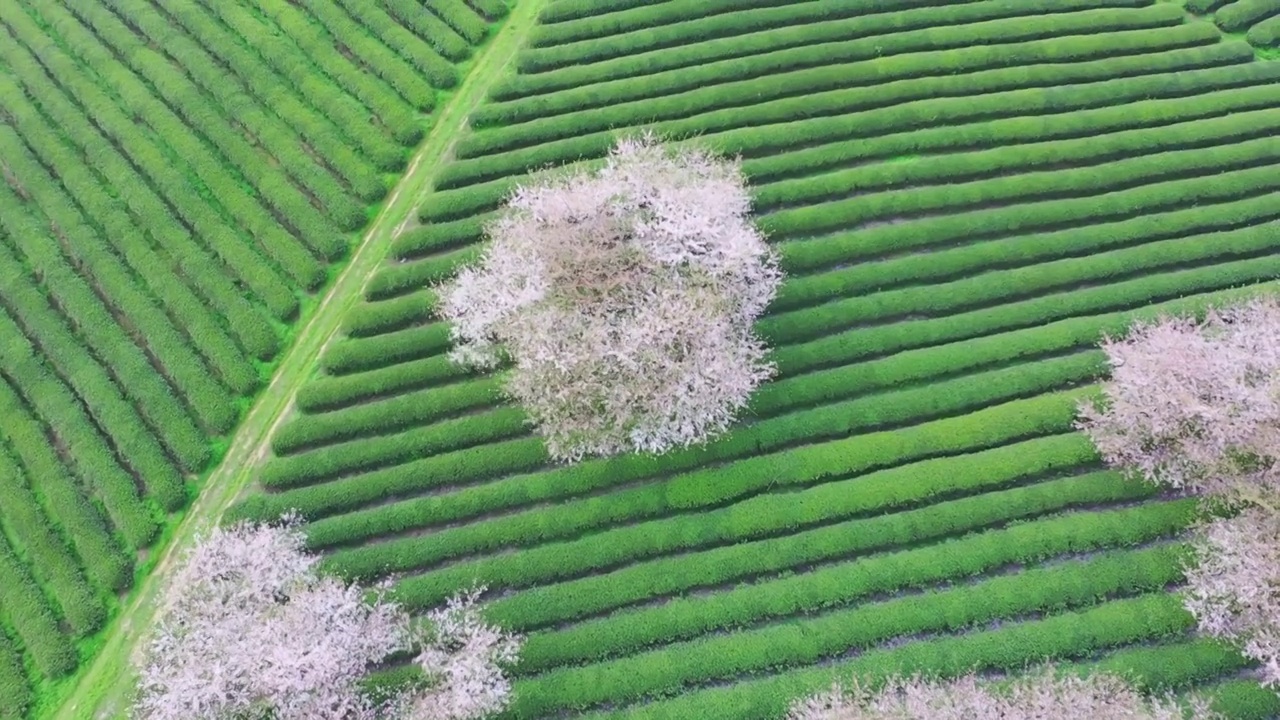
[321, 322, 454, 376]
[1214, 0, 1280, 33]
[1247, 14, 1280, 46]
[0, 534, 78, 679]
[0, 631, 30, 720]
[295, 353, 474, 413]
[427, 0, 490, 44]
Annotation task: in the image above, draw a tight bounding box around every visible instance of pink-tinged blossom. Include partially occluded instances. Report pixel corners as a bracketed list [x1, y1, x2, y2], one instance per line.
[437, 132, 782, 462]
[132, 517, 520, 720]
[787, 667, 1221, 720]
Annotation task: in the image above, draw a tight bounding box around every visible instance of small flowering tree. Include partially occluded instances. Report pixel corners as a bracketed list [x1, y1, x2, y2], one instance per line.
[1076, 296, 1280, 689]
[786, 667, 1220, 720]
[436, 132, 783, 462]
[132, 516, 521, 720]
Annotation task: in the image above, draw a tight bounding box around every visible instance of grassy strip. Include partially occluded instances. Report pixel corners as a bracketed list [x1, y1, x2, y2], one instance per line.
[0, 447, 104, 637]
[476, 8, 1202, 127]
[462, 18, 1198, 158]
[516, 500, 1194, 674]
[510, 549, 1184, 716]
[764, 220, 1280, 346]
[590, 593, 1191, 720]
[437, 54, 1272, 190]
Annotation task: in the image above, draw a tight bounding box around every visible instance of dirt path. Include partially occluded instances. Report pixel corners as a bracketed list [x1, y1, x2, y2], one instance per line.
[49, 3, 547, 717]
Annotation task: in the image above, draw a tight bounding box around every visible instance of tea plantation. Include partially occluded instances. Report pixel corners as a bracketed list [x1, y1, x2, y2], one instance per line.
[4, 0, 1280, 718]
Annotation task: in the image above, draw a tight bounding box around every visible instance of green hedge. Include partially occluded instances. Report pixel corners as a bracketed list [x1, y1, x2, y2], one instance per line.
[527, 0, 797, 49]
[322, 322, 453, 376]
[464, 17, 1199, 158]
[1247, 13, 1280, 46]
[479, 6, 1199, 128]
[538, 0, 653, 24]
[393, 215, 492, 261]
[764, 221, 1280, 348]
[437, 54, 1271, 191]
[0, 382, 132, 592]
[0, 448, 106, 637]
[1215, 0, 1280, 32]
[427, 0, 489, 44]
[343, 292, 437, 339]
[510, 549, 1184, 716]
[594, 593, 1192, 720]
[1204, 679, 1280, 719]
[0, 315, 159, 549]
[336, 0, 463, 81]
[518, 500, 1194, 674]
[762, 134, 1280, 241]
[464, 0, 509, 21]
[1186, 0, 1230, 12]
[382, 0, 472, 60]
[222, 0, 422, 144]
[0, 631, 30, 720]
[0, 254, 186, 510]
[263, 407, 525, 489]
[0, 534, 78, 678]
[296, 353, 474, 413]
[23, 2, 330, 290]
[366, 245, 484, 303]
[348, 434, 1102, 601]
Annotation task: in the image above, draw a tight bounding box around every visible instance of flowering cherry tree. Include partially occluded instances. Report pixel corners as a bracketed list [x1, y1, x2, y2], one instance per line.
[132, 516, 521, 720]
[787, 667, 1220, 719]
[437, 132, 783, 462]
[1075, 296, 1280, 689]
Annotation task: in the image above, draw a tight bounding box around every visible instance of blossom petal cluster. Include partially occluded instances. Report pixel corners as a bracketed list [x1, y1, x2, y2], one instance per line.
[437, 132, 782, 461]
[787, 667, 1220, 720]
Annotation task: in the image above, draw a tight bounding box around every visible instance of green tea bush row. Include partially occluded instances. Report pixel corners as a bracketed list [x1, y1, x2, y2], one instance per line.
[1204, 679, 1280, 719]
[777, 252, 1280, 378]
[291, 0, 444, 100]
[388, 391, 1090, 608]
[764, 134, 1280, 240]
[509, 550, 1183, 716]
[1248, 14, 1280, 46]
[764, 221, 1280, 347]
[597, 593, 1191, 720]
[0, 448, 105, 636]
[0, 382, 132, 592]
[781, 156, 1280, 273]
[464, 0, 509, 21]
[499, 0, 1151, 97]
[392, 215, 492, 261]
[519, 500, 1194, 674]
[1186, 0, 1229, 12]
[296, 353, 473, 412]
[745, 80, 1280, 184]
[437, 54, 1268, 190]
[1084, 640, 1247, 693]
[322, 322, 453, 376]
[264, 407, 525, 488]
[327, 431, 1098, 587]
[418, 177, 519, 223]
[153, 0, 390, 198]
[233, 436, 546, 523]
[296, 367, 1089, 549]
[109, 0, 369, 231]
[538, 0, 654, 24]
[775, 180, 1280, 313]
[332, 0, 460, 86]
[0, 534, 78, 678]
[0, 633, 29, 720]
[273, 376, 501, 453]
[343, 292, 437, 339]
[756, 104, 1280, 213]
[0, 61, 270, 386]
[0, 26, 302, 319]
[366, 245, 484, 304]
[58, 1, 350, 260]
[0, 314, 159, 549]
[478, 7, 1197, 127]
[23, 2, 331, 289]
[183, 0, 406, 167]
[463, 23, 1202, 158]
[527, 0, 799, 48]
[198, 0, 420, 148]
[0, 254, 186, 510]
[0, 149, 211, 470]
[1215, 0, 1280, 32]
[426, 0, 489, 44]
[381, 0, 471, 60]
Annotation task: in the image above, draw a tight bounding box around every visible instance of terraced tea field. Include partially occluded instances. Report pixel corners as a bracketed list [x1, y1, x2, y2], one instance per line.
[6, 0, 1280, 718]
